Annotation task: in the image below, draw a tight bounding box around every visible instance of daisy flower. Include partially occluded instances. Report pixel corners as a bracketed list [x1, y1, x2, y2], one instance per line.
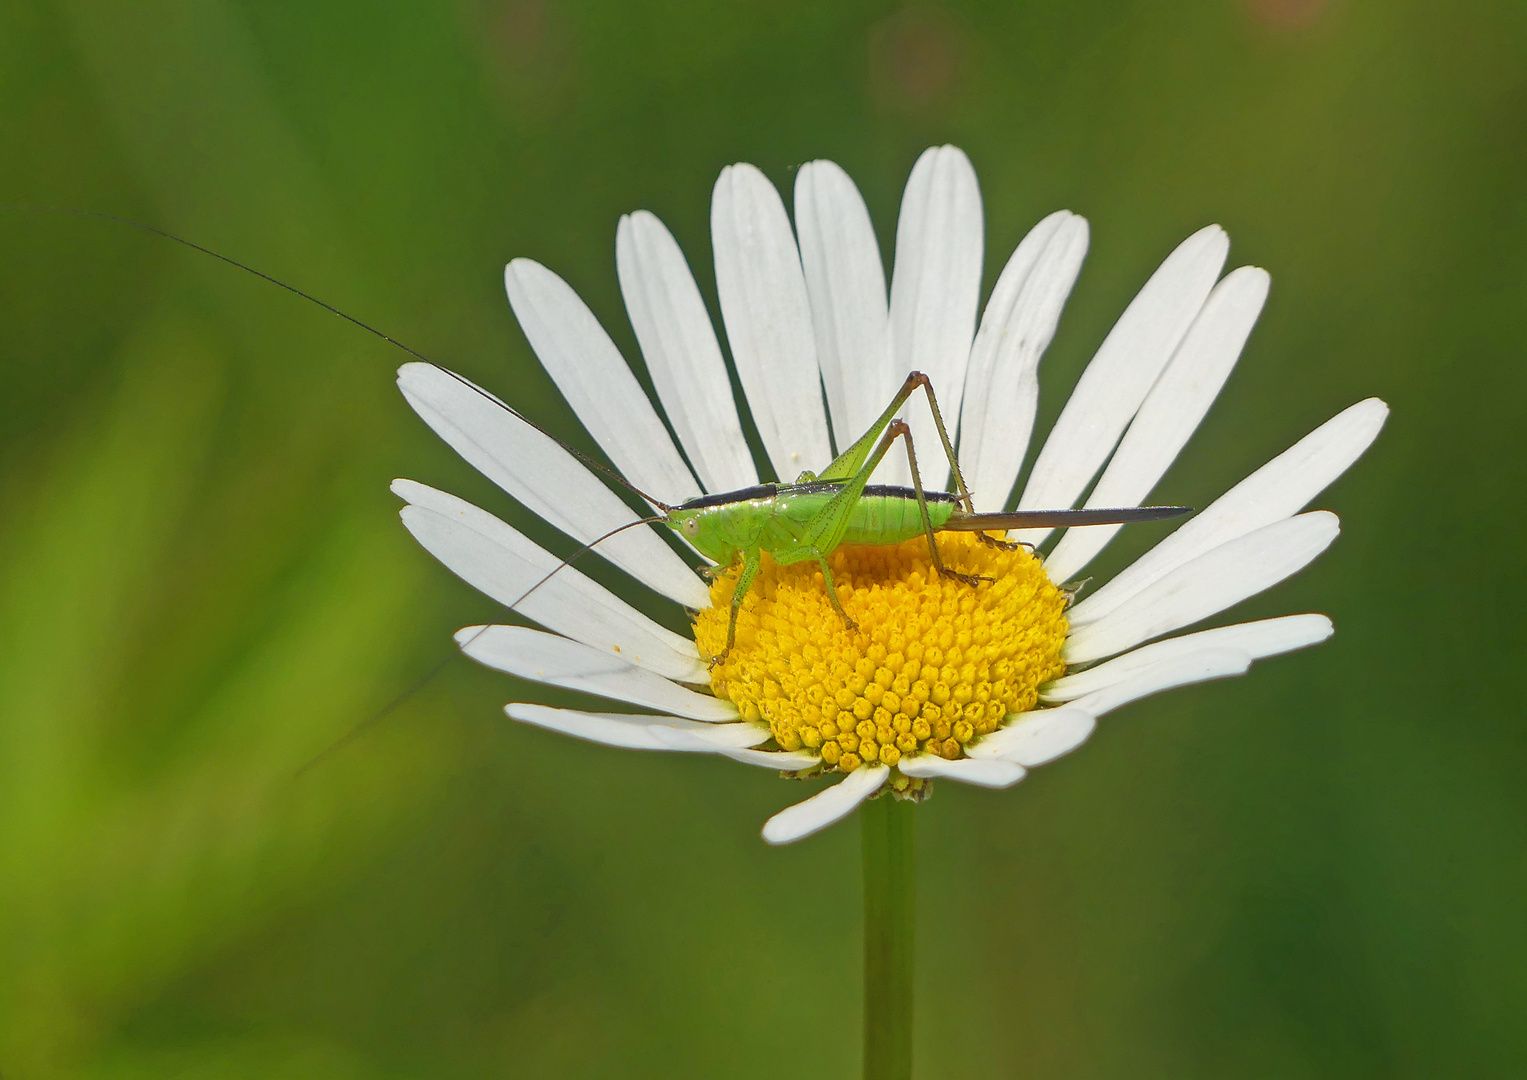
[393, 146, 1386, 846]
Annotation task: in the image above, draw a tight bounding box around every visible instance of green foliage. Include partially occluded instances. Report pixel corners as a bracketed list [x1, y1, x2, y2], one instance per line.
[1, 0, 1524, 1076]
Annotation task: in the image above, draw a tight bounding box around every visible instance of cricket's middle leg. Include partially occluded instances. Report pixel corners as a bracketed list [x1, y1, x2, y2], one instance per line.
[815, 556, 859, 633]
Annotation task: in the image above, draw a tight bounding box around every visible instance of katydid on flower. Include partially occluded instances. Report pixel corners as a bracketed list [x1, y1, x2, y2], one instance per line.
[661, 370, 1190, 663]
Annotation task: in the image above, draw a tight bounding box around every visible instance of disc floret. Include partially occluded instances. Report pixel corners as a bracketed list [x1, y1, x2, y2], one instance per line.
[695, 533, 1069, 791]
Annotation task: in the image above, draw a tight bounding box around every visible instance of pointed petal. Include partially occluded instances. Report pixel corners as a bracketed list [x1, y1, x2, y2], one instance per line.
[504, 259, 701, 503]
[617, 211, 759, 493]
[967, 707, 1097, 766]
[958, 211, 1089, 510]
[895, 755, 1026, 788]
[397, 363, 708, 608]
[392, 479, 705, 683]
[1043, 266, 1270, 581]
[1066, 648, 1252, 717]
[456, 624, 736, 721]
[1043, 613, 1332, 703]
[1014, 225, 1229, 546]
[888, 145, 984, 488]
[1070, 398, 1388, 628]
[794, 160, 894, 464]
[1065, 511, 1340, 663]
[711, 163, 831, 481]
[761, 766, 889, 845]
[506, 703, 758, 751]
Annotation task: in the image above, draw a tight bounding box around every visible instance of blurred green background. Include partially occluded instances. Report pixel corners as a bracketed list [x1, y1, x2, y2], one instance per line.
[2, 0, 1524, 1076]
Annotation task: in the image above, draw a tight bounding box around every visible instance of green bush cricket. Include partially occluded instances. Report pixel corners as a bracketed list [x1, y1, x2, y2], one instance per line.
[661, 371, 1190, 663]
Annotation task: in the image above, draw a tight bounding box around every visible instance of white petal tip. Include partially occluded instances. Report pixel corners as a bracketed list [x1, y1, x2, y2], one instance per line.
[760, 822, 795, 846]
[716, 161, 766, 189]
[760, 766, 889, 845]
[1228, 264, 1272, 292]
[924, 143, 973, 165]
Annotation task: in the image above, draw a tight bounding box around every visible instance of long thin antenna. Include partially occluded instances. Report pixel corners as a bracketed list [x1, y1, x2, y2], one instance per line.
[295, 513, 668, 777]
[7, 205, 437, 361]
[429, 365, 674, 514]
[2, 204, 675, 514]
[506, 515, 671, 611]
[5, 204, 689, 770]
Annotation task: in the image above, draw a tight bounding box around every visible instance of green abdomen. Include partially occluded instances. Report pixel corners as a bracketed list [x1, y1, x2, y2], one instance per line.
[840, 488, 956, 546]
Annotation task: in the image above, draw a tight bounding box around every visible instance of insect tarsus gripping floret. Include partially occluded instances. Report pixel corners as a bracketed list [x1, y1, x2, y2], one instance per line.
[695, 533, 1069, 792]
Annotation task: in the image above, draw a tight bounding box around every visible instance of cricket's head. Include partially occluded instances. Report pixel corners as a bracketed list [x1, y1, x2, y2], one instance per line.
[665, 503, 739, 566]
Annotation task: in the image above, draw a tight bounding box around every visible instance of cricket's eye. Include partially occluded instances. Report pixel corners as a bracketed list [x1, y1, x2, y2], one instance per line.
[681, 518, 701, 538]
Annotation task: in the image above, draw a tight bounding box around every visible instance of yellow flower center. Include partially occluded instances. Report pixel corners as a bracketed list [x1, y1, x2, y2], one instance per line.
[694, 533, 1069, 794]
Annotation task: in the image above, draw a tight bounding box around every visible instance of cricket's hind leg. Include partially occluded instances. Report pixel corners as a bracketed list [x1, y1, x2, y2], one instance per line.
[975, 531, 1030, 553]
[892, 419, 994, 588]
[941, 567, 994, 588]
[935, 559, 993, 589]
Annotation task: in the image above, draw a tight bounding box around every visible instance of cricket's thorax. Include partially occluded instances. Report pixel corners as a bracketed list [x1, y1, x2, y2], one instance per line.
[693, 531, 1070, 793]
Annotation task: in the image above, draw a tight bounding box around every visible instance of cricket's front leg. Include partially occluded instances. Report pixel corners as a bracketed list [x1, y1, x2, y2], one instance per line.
[711, 547, 762, 668]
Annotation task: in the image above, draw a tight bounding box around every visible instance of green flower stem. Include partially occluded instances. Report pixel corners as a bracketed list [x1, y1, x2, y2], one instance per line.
[862, 794, 915, 1080]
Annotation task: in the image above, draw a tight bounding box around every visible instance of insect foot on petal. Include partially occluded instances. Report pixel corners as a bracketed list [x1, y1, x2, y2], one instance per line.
[694, 534, 1069, 792]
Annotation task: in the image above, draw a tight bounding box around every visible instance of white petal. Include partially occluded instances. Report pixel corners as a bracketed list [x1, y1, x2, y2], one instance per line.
[1014, 225, 1229, 546]
[617, 211, 759, 494]
[456, 624, 736, 721]
[648, 726, 819, 770]
[504, 259, 702, 504]
[793, 160, 895, 466]
[966, 707, 1097, 766]
[508, 707, 817, 772]
[1043, 613, 1332, 703]
[1070, 398, 1388, 628]
[392, 479, 705, 683]
[507, 703, 757, 751]
[1065, 512, 1340, 663]
[1043, 266, 1270, 581]
[726, 747, 820, 770]
[397, 363, 708, 608]
[958, 211, 1089, 510]
[761, 766, 890, 845]
[888, 146, 984, 488]
[1066, 648, 1252, 717]
[895, 755, 1026, 788]
[711, 163, 832, 481]
[642, 721, 770, 749]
